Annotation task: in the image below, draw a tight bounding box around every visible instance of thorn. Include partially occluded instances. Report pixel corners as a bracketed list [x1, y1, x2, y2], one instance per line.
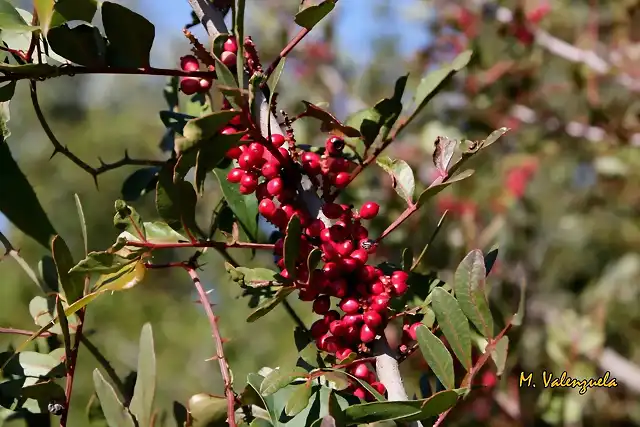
[49, 149, 59, 160]
[98, 157, 106, 166]
[205, 355, 220, 361]
[123, 149, 130, 160]
[220, 337, 230, 344]
[92, 175, 99, 190]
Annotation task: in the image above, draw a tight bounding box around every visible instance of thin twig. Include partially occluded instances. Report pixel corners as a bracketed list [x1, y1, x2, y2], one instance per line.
[0, 327, 53, 337]
[186, 266, 236, 427]
[59, 308, 86, 427]
[127, 240, 275, 250]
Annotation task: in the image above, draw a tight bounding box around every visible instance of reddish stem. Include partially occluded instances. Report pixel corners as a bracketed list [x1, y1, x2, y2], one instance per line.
[186, 267, 237, 427]
[375, 204, 417, 242]
[264, 27, 311, 81]
[126, 241, 274, 250]
[0, 327, 54, 337]
[59, 308, 86, 427]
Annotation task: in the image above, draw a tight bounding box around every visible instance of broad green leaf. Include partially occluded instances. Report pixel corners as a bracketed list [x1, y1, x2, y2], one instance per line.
[416, 169, 475, 207]
[409, 50, 472, 125]
[188, 393, 228, 427]
[415, 325, 454, 390]
[121, 167, 160, 202]
[431, 288, 472, 371]
[34, 0, 55, 34]
[345, 108, 380, 150]
[101, 1, 154, 68]
[113, 200, 146, 241]
[93, 369, 136, 427]
[130, 323, 156, 427]
[50, 0, 98, 27]
[453, 249, 494, 338]
[490, 336, 509, 376]
[213, 165, 258, 242]
[260, 367, 307, 396]
[285, 383, 312, 417]
[343, 390, 458, 424]
[294, 0, 336, 30]
[17, 351, 64, 378]
[94, 261, 146, 292]
[376, 74, 408, 140]
[143, 221, 187, 243]
[70, 251, 135, 275]
[47, 23, 106, 66]
[247, 286, 295, 322]
[74, 194, 88, 255]
[182, 110, 241, 147]
[376, 157, 415, 204]
[155, 165, 200, 236]
[0, 0, 38, 31]
[234, 267, 279, 285]
[283, 214, 302, 279]
[51, 235, 84, 303]
[0, 141, 57, 249]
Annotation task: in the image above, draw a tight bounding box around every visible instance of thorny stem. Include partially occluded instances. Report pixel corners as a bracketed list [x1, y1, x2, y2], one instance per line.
[433, 321, 513, 427]
[59, 308, 86, 427]
[186, 266, 237, 427]
[30, 82, 165, 186]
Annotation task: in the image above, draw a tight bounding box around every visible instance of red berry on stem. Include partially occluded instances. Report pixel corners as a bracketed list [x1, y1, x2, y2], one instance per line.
[342, 314, 363, 327]
[341, 257, 358, 273]
[240, 172, 258, 188]
[258, 199, 277, 218]
[352, 363, 369, 379]
[267, 178, 283, 196]
[325, 136, 345, 156]
[312, 295, 331, 315]
[261, 162, 279, 180]
[363, 311, 383, 329]
[408, 322, 422, 341]
[371, 382, 386, 396]
[227, 168, 244, 183]
[324, 310, 340, 324]
[360, 324, 376, 343]
[392, 280, 408, 296]
[221, 51, 237, 67]
[306, 219, 325, 237]
[199, 79, 212, 91]
[322, 262, 342, 280]
[270, 133, 285, 147]
[350, 248, 368, 264]
[370, 281, 385, 295]
[223, 37, 238, 53]
[248, 142, 265, 157]
[336, 240, 355, 257]
[322, 203, 343, 219]
[225, 146, 242, 159]
[333, 172, 350, 188]
[336, 348, 353, 361]
[180, 77, 200, 95]
[239, 151, 260, 169]
[339, 297, 360, 314]
[391, 270, 409, 285]
[370, 293, 390, 312]
[180, 55, 199, 71]
[360, 202, 380, 219]
[239, 184, 254, 195]
[353, 388, 367, 400]
[311, 319, 329, 338]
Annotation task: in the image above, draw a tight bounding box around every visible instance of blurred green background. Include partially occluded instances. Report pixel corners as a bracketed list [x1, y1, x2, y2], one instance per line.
[1, 0, 640, 426]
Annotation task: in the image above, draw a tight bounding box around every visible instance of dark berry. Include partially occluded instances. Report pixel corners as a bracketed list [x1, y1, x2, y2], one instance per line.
[322, 203, 343, 219]
[180, 77, 200, 95]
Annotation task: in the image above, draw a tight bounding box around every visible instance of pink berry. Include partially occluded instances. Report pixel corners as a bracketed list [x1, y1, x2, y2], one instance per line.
[180, 77, 199, 95]
[352, 363, 369, 379]
[371, 382, 386, 396]
[221, 51, 237, 67]
[370, 281, 385, 295]
[408, 322, 422, 341]
[353, 387, 366, 400]
[180, 55, 199, 71]
[342, 314, 362, 327]
[223, 37, 238, 53]
[199, 78, 212, 91]
[360, 202, 380, 219]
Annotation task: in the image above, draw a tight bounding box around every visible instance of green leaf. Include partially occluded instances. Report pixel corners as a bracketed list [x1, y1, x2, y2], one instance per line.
[101, 1, 154, 68]
[143, 222, 187, 244]
[266, 58, 286, 93]
[416, 169, 475, 207]
[285, 383, 312, 417]
[415, 325, 454, 390]
[294, 0, 336, 30]
[34, 0, 55, 34]
[213, 165, 258, 243]
[130, 323, 156, 427]
[94, 260, 146, 292]
[74, 194, 88, 255]
[18, 351, 64, 378]
[343, 390, 458, 424]
[194, 131, 248, 194]
[47, 23, 106, 66]
[93, 369, 136, 427]
[50, 0, 98, 27]
[234, 267, 279, 285]
[182, 110, 241, 148]
[376, 74, 408, 140]
[480, 127, 509, 150]
[159, 111, 194, 136]
[39, 255, 59, 293]
[344, 108, 380, 150]
[113, 200, 146, 240]
[28, 295, 79, 335]
[188, 393, 228, 427]
[51, 235, 84, 303]
[490, 336, 509, 376]
[376, 157, 415, 204]
[213, 57, 240, 106]
[409, 50, 472, 125]
[432, 136, 457, 177]
[155, 164, 200, 236]
[284, 214, 302, 279]
[0, 141, 57, 249]
[0, 0, 38, 31]
[247, 286, 295, 322]
[453, 249, 494, 338]
[431, 288, 472, 371]
[163, 77, 179, 111]
[70, 251, 135, 275]
[260, 367, 308, 395]
[0, 81, 16, 102]
[56, 297, 73, 371]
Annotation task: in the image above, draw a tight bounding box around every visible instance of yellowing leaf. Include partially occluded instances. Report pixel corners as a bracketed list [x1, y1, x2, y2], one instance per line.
[94, 261, 146, 291]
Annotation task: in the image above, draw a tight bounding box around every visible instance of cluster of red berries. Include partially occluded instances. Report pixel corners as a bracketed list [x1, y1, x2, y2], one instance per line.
[179, 37, 239, 95]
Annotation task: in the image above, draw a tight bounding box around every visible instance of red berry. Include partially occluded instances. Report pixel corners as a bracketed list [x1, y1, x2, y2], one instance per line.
[239, 184, 254, 195]
[267, 178, 283, 196]
[327, 279, 347, 298]
[363, 311, 383, 329]
[336, 348, 353, 361]
[255, 183, 269, 200]
[371, 382, 386, 396]
[306, 219, 325, 238]
[180, 77, 200, 95]
[350, 249, 368, 264]
[360, 202, 380, 219]
[281, 204, 295, 219]
[248, 142, 265, 157]
[322, 203, 343, 219]
[199, 78, 212, 91]
[370, 293, 390, 312]
[339, 297, 360, 314]
[352, 363, 369, 379]
[261, 162, 279, 180]
[240, 172, 258, 188]
[408, 322, 422, 341]
[320, 228, 332, 242]
[335, 240, 354, 257]
[325, 136, 345, 156]
[391, 271, 409, 285]
[225, 146, 242, 159]
[324, 310, 340, 324]
[370, 281, 385, 295]
[342, 314, 363, 326]
[227, 168, 244, 183]
[353, 387, 366, 400]
[329, 157, 349, 172]
[239, 151, 260, 169]
[341, 258, 358, 273]
[312, 295, 331, 315]
[329, 320, 346, 336]
[392, 280, 408, 296]
[223, 37, 238, 53]
[221, 51, 237, 67]
[311, 319, 329, 338]
[180, 55, 199, 71]
[322, 262, 342, 280]
[360, 324, 376, 343]
[270, 133, 285, 147]
[333, 172, 350, 188]
[258, 199, 277, 218]
[352, 224, 369, 240]
[358, 265, 377, 282]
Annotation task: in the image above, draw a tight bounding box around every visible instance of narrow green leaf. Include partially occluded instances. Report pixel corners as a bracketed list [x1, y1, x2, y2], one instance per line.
[47, 23, 107, 66]
[55, 297, 72, 371]
[247, 286, 295, 322]
[93, 369, 136, 427]
[266, 58, 286, 93]
[213, 165, 258, 243]
[101, 1, 154, 68]
[412, 210, 448, 271]
[34, 0, 55, 34]
[294, 0, 336, 30]
[0, 0, 39, 31]
[260, 367, 307, 395]
[235, 0, 246, 89]
[490, 336, 508, 376]
[74, 194, 88, 255]
[50, 0, 98, 27]
[343, 390, 458, 424]
[453, 249, 494, 338]
[307, 248, 323, 278]
[182, 110, 241, 147]
[130, 323, 156, 427]
[480, 127, 508, 150]
[431, 288, 472, 371]
[188, 393, 228, 427]
[285, 383, 312, 417]
[402, 248, 413, 272]
[94, 260, 146, 292]
[416, 169, 475, 207]
[284, 214, 302, 279]
[0, 142, 57, 250]
[51, 235, 84, 303]
[376, 157, 415, 204]
[415, 325, 454, 390]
